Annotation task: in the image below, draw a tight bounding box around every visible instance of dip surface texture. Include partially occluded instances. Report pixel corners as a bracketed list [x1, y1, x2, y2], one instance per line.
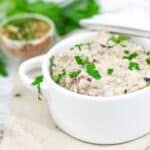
[51, 31, 150, 96]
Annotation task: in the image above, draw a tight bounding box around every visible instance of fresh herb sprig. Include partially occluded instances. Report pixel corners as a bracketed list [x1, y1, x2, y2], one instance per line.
[32, 75, 44, 101]
[0, 0, 100, 36]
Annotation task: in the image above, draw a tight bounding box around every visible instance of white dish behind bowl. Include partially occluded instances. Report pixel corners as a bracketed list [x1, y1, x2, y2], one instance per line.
[19, 31, 150, 144]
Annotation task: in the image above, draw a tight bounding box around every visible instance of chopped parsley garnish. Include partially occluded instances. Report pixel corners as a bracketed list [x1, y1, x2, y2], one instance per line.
[146, 57, 150, 65]
[123, 52, 138, 60]
[124, 50, 129, 54]
[107, 35, 130, 47]
[70, 42, 91, 51]
[146, 51, 150, 55]
[0, 59, 8, 77]
[32, 75, 44, 101]
[121, 44, 126, 47]
[0, 50, 8, 77]
[111, 35, 130, 44]
[69, 70, 81, 78]
[52, 69, 66, 83]
[75, 44, 83, 50]
[74, 55, 101, 80]
[14, 93, 22, 97]
[128, 61, 140, 71]
[74, 56, 89, 66]
[86, 63, 101, 80]
[146, 81, 150, 87]
[107, 68, 114, 75]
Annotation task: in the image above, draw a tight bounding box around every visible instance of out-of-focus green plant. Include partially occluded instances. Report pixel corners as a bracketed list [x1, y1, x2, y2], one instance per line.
[0, 0, 100, 36]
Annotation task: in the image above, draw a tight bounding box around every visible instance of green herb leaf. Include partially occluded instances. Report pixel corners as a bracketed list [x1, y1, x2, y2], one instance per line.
[112, 35, 130, 44]
[52, 69, 66, 83]
[32, 75, 44, 101]
[107, 68, 114, 75]
[121, 44, 126, 47]
[1, 0, 100, 36]
[74, 56, 89, 66]
[146, 81, 150, 87]
[128, 61, 140, 71]
[86, 64, 101, 80]
[146, 51, 150, 55]
[0, 59, 8, 77]
[108, 35, 130, 47]
[75, 44, 83, 50]
[123, 52, 138, 60]
[14, 93, 22, 97]
[146, 57, 150, 65]
[123, 50, 129, 54]
[0, 50, 8, 77]
[69, 70, 81, 78]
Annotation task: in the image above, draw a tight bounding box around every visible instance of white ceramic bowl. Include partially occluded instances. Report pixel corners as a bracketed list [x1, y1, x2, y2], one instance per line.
[19, 31, 150, 144]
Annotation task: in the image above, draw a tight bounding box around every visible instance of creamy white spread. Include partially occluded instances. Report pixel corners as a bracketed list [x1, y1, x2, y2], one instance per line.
[50, 31, 150, 97]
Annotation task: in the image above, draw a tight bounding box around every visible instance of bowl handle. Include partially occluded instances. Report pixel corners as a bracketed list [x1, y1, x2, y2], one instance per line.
[19, 55, 47, 91]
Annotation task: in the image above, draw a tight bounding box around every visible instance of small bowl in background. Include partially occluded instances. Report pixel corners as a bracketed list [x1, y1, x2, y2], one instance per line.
[0, 13, 56, 60]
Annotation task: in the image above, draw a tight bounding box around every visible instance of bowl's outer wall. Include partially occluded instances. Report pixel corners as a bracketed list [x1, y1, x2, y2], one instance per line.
[42, 31, 150, 144]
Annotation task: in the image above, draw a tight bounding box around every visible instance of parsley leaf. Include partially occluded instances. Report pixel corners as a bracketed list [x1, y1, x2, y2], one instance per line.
[111, 35, 130, 44]
[0, 59, 8, 77]
[0, 50, 8, 77]
[108, 35, 130, 47]
[123, 52, 138, 61]
[124, 50, 129, 54]
[74, 55, 102, 80]
[52, 69, 66, 83]
[146, 81, 150, 87]
[107, 68, 114, 75]
[86, 64, 101, 80]
[69, 70, 81, 78]
[14, 93, 22, 97]
[32, 75, 44, 101]
[74, 56, 89, 66]
[75, 44, 83, 50]
[146, 57, 150, 65]
[2, 0, 100, 36]
[128, 61, 140, 71]
[146, 51, 150, 55]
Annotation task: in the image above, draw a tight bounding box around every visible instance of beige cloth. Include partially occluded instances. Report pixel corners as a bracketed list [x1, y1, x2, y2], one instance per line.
[0, 74, 150, 150]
